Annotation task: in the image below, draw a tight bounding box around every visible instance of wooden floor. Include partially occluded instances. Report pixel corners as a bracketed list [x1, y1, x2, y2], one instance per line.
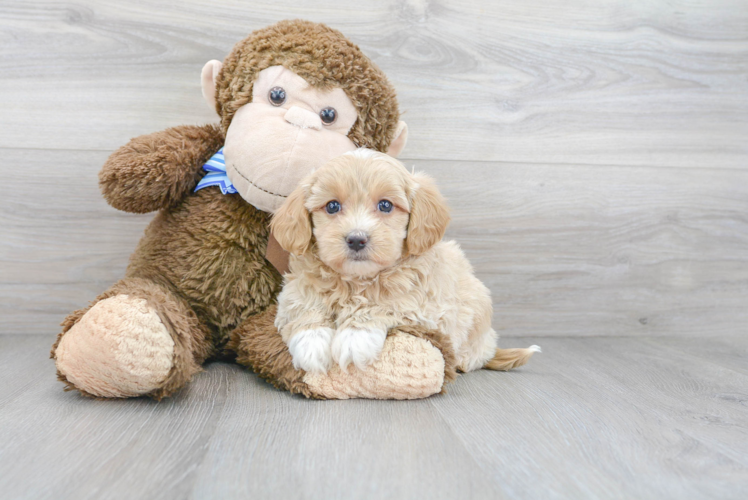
[2, 2, 747, 499]
[1, 334, 746, 500]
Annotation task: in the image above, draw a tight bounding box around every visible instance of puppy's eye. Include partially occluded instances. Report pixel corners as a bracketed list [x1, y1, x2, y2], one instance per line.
[325, 200, 341, 214]
[268, 87, 286, 106]
[378, 200, 393, 213]
[320, 107, 337, 125]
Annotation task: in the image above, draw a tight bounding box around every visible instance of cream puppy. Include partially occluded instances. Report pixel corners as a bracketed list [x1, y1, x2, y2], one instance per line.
[272, 149, 540, 374]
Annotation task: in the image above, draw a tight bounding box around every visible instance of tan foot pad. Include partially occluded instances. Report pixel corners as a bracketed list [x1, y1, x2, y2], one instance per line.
[303, 332, 445, 400]
[56, 295, 175, 398]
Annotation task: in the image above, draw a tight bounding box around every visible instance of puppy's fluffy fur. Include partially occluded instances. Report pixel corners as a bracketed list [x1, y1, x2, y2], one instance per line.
[272, 149, 540, 374]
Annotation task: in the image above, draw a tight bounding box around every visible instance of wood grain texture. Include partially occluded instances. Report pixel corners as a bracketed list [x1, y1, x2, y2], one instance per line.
[1, 2, 747, 336]
[431, 335, 748, 500]
[2, 3, 746, 500]
[0, 0, 746, 167]
[1, 335, 746, 499]
[187, 377, 500, 499]
[3, 148, 746, 336]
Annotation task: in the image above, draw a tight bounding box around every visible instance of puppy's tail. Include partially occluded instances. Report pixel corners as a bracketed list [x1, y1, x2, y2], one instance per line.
[483, 345, 541, 371]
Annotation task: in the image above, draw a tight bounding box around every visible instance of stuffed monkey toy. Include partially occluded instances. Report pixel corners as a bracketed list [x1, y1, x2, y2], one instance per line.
[51, 20, 457, 400]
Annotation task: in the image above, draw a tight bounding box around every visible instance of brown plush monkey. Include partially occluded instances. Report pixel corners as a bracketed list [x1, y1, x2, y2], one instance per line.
[51, 20, 457, 400]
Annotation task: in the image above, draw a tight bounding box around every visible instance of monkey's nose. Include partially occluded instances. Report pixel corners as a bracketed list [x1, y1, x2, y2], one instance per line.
[346, 232, 368, 252]
[284, 106, 322, 130]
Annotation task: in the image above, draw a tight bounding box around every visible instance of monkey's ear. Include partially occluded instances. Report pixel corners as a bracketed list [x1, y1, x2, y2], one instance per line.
[387, 121, 408, 158]
[270, 186, 313, 256]
[405, 173, 450, 256]
[201, 60, 223, 113]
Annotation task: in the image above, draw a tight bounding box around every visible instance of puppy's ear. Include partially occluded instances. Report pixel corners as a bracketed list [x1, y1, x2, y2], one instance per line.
[406, 173, 450, 256]
[271, 185, 312, 256]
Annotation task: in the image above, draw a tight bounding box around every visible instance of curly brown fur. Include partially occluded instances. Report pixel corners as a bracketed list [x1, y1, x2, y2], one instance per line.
[215, 19, 400, 153]
[53, 20, 437, 400]
[99, 124, 224, 213]
[126, 187, 283, 341]
[55, 169, 283, 399]
[228, 305, 315, 398]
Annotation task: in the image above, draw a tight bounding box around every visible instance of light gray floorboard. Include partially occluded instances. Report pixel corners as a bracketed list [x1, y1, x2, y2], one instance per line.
[0, 335, 745, 500]
[432, 336, 748, 499]
[188, 378, 498, 500]
[648, 336, 748, 376]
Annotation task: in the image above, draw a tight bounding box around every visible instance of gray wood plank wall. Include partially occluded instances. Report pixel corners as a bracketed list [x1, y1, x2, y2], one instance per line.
[2, 0, 747, 336]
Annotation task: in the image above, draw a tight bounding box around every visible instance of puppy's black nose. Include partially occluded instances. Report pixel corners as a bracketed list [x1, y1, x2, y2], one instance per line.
[346, 234, 368, 252]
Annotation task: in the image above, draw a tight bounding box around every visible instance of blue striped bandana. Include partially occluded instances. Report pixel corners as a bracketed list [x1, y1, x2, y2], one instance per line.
[194, 148, 238, 195]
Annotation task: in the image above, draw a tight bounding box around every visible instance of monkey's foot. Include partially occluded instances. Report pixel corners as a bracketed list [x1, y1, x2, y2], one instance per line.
[303, 332, 447, 399]
[55, 295, 175, 398]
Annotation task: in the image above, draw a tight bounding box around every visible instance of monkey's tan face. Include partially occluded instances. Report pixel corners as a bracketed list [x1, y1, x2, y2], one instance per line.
[223, 66, 359, 213]
[306, 153, 412, 278]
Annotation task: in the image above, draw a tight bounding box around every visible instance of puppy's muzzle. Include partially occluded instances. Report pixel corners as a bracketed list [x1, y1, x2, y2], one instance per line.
[346, 231, 368, 252]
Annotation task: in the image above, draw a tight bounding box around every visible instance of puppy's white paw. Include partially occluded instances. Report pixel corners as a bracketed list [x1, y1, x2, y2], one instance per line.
[288, 328, 334, 374]
[332, 327, 387, 371]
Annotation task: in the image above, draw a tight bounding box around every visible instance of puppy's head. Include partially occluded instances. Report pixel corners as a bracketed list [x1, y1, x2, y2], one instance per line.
[271, 149, 450, 278]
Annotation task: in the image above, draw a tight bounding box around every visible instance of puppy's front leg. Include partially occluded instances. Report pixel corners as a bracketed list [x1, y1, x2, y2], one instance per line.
[287, 326, 334, 374]
[332, 321, 388, 371]
[278, 309, 335, 374]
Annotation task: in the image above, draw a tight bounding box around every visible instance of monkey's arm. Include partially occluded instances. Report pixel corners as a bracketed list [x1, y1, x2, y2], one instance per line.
[99, 124, 224, 213]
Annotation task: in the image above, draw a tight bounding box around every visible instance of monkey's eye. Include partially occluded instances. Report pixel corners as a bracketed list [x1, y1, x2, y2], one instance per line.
[320, 107, 337, 125]
[268, 87, 286, 106]
[325, 200, 341, 214]
[378, 200, 393, 213]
